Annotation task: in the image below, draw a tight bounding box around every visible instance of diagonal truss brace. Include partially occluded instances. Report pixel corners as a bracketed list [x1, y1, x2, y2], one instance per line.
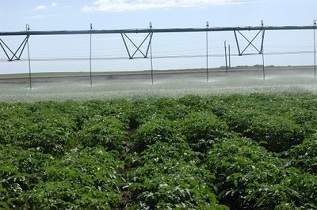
[234, 28, 265, 56]
[121, 32, 153, 59]
[0, 36, 30, 61]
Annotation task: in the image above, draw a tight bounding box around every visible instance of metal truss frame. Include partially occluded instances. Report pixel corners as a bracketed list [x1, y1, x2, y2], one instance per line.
[234, 29, 265, 56]
[1, 22, 317, 88]
[121, 32, 153, 59]
[0, 35, 29, 61]
[1, 25, 316, 36]
[233, 21, 266, 79]
[234, 21, 265, 56]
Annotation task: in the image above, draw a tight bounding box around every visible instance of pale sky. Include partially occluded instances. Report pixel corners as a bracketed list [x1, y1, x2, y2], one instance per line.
[0, 0, 316, 74]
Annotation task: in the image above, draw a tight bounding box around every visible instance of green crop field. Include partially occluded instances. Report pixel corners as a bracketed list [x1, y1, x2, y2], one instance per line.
[0, 93, 316, 209]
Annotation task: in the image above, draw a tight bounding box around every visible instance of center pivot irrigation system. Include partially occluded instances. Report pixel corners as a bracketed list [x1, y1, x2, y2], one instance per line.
[0, 21, 317, 88]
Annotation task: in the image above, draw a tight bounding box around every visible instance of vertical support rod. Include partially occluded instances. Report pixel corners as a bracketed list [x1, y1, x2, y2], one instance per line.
[314, 20, 317, 79]
[262, 53, 265, 80]
[149, 22, 154, 85]
[228, 44, 231, 69]
[261, 20, 265, 80]
[206, 21, 209, 82]
[26, 24, 32, 89]
[261, 20, 265, 53]
[150, 41, 154, 85]
[89, 23, 93, 87]
[224, 41, 228, 72]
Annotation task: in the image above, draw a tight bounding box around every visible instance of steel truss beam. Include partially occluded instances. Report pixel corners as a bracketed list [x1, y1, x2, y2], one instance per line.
[121, 32, 153, 59]
[0, 25, 317, 36]
[0, 36, 29, 61]
[1, 22, 317, 87]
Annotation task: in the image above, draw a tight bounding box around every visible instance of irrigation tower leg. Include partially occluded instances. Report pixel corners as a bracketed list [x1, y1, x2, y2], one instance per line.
[261, 21, 266, 80]
[262, 53, 265, 80]
[150, 41, 154, 85]
[26, 24, 32, 89]
[224, 41, 228, 72]
[228, 44, 231, 69]
[206, 21, 209, 82]
[89, 23, 93, 88]
[149, 22, 154, 85]
[314, 20, 317, 79]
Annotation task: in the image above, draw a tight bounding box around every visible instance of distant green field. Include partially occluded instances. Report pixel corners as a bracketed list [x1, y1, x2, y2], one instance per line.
[0, 93, 316, 209]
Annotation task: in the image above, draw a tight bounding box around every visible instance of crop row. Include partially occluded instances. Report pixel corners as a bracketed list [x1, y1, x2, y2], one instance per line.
[208, 137, 317, 209]
[0, 93, 316, 209]
[126, 142, 228, 209]
[0, 145, 124, 209]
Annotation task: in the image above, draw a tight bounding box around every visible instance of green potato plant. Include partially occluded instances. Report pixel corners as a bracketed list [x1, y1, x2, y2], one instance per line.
[178, 111, 230, 153]
[79, 115, 127, 151]
[127, 142, 228, 210]
[0, 93, 316, 209]
[208, 137, 317, 209]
